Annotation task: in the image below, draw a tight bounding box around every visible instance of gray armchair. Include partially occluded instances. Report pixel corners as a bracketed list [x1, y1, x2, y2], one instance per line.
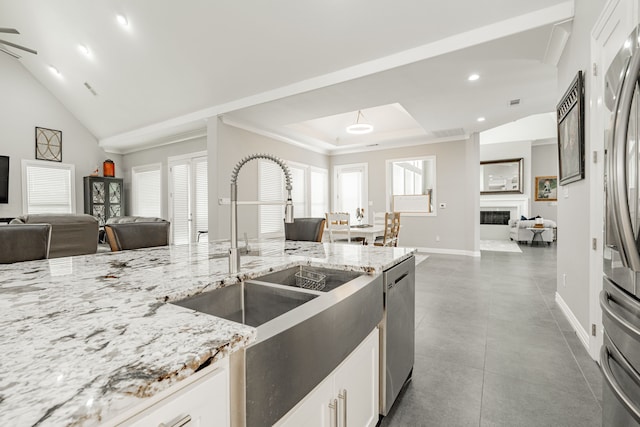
[0, 224, 51, 263]
[104, 220, 170, 251]
[284, 218, 325, 242]
[10, 214, 98, 258]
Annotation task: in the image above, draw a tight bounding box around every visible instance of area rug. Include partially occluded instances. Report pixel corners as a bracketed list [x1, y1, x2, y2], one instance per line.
[480, 240, 522, 253]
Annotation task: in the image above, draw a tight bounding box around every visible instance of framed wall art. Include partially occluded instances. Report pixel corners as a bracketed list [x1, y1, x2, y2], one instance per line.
[35, 127, 62, 162]
[535, 176, 558, 201]
[556, 71, 585, 185]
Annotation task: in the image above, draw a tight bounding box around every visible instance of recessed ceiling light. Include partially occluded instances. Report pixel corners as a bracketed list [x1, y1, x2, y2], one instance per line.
[477, 117, 486, 122]
[116, 14, 129, 27]
[49, 65, 61, 76]
[78, 44, 90, 56]
[468, 74, 480, 81]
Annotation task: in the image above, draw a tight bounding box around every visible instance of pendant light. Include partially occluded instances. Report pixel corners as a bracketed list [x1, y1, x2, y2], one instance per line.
[346, 110, 373, 134]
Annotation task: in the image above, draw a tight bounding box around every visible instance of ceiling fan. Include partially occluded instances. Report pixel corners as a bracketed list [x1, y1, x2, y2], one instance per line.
[0, 28, 37, 59]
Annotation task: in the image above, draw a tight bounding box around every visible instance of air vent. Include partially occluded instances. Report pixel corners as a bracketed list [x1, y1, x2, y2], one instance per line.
[365, 143, 379, 147]
[431, 128, 466, 139]
[509, 98, 521, 106]
[84, 82, 98, 96]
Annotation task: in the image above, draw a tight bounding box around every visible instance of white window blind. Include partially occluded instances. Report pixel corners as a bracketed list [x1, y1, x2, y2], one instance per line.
[310, 168, 328, 217]
[171, 163, 190, 245]
[289, 164, 307, 218]
[193, 157, 208, 234]
[259, 159, 285, 236]
[22, 160, 74, 214]
[132, 165, 161, 218]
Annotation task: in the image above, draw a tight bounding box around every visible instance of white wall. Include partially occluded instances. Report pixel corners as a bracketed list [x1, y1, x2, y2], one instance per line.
[0, 54, 121, 218]
[331, 138, 479, 255]
[120, 137, 207, 218]
[556, 0, 606, 334]
[531, 142, 559, 221]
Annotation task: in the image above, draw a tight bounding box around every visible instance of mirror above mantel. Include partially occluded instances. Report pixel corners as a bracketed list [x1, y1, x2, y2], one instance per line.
[480, 158, 523, 195]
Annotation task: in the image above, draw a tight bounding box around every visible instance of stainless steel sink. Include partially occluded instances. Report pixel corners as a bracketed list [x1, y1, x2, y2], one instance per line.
[172, 265, 383, 427]
[171, 282, 318, 327]
[253, 265, 363, 292]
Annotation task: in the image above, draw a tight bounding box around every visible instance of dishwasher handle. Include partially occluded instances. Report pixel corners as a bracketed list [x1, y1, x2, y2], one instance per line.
[388, 272, 408, 290]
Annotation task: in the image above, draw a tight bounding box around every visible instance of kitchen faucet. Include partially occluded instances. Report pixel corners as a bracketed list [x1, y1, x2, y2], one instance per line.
[229, 153, 293, 274]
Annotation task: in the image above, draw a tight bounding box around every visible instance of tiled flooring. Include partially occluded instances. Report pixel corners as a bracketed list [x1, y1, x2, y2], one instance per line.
[382, 244, 603, 427]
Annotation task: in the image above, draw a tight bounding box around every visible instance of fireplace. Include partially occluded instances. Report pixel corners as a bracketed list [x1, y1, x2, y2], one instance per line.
[480, 211, 511, 225]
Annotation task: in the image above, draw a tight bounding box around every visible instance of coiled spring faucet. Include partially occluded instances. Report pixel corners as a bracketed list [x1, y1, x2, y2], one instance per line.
[229, 153, 294, 274]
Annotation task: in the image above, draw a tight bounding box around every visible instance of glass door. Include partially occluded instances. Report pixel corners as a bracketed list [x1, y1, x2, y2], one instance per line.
[169, 154, 208, 245]
[333, 163, 368, 224]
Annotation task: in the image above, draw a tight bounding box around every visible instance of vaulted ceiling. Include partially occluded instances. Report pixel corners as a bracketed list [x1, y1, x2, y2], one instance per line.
[0, 0, 573, 154]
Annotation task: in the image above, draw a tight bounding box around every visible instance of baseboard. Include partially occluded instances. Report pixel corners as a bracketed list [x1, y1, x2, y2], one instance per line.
[555, 292, 590, 351]
[413, 247, 481, 257]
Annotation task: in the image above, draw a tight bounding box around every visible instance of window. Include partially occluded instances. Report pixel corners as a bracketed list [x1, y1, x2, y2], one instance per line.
[132, 164, 161, 218]
[22, 160, 75, 214]
[169, 152, 208, 244]
[387, 156, 436, 215]
[259, 160, 329, 237]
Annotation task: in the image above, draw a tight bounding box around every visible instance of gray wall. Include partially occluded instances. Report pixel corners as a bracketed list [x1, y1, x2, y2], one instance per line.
[556, 0, 606, 333]
[331, 139, 479, 254]
[531, 142, 558, 221]
[120, 137, 207, 218]
[0, 54, 121, 218]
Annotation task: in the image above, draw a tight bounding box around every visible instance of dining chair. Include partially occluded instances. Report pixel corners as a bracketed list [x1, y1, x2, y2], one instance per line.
[325, 212, 351, 243]
[374, 212, 401, 247]
[0, 224, 52, 263]
[284, 218, 326, 242]
[104, 220, 170, 251]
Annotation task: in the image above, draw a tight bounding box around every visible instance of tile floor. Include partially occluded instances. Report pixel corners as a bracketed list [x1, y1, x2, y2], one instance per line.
[382, 243, 603, 427]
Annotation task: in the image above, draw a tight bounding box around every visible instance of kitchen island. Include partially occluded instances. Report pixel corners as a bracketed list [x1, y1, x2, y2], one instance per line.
[0, 240, 415, 426]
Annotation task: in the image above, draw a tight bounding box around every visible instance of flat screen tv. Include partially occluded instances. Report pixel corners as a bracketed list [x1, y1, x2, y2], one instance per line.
[0, 155, 8, 204]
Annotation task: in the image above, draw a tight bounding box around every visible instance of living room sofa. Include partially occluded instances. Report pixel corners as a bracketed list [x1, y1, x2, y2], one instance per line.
[10, 214, 98, 258]
[508, 218, 557, 244]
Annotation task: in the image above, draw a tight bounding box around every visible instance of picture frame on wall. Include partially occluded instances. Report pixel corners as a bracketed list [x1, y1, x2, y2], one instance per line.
[35, 127, 62, 162]
[535, 176, 558, 201]
[556, 71, 585, 185]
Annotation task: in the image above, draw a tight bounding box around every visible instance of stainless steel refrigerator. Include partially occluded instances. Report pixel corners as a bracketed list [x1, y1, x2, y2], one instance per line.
[603, 25, 640, 427]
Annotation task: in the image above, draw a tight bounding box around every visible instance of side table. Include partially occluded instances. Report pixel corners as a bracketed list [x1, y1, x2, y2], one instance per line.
[526, 227, 548, 246]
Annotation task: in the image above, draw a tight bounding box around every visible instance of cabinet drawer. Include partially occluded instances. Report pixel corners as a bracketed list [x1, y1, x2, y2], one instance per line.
[120, 363, 229, 427]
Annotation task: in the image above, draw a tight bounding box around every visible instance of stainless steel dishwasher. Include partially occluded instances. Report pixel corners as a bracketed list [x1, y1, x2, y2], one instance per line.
[380, 255, 415, 415]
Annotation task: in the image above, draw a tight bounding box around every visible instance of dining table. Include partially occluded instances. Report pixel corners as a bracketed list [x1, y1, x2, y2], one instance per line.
[329, 223, 386, 245]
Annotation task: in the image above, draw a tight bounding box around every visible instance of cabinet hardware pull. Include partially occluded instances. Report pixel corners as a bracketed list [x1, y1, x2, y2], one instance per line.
[159, 414, 191, 427]
[329, 399, 338, 427]
[338, 389, 347, 427]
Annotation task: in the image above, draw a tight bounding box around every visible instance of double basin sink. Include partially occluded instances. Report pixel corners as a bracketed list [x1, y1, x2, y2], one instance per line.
[172, 264, 383, 427]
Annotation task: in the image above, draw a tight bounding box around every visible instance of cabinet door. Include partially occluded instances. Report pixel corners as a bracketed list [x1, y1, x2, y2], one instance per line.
[334, 328, 379, 427]
[123, 366, 229, 427]
[275, 376, 334, 427]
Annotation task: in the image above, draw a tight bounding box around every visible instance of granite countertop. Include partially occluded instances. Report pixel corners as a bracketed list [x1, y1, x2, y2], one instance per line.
[0, 240, 415, 426]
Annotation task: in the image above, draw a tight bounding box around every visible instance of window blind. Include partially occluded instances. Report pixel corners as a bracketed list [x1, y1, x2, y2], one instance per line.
[24, 162, 74, 214]
[259, 159, 284, 236]
[132, 166, 161, 217]
[310, 169, 328, 217]
[171, 163, 190, 245]
[289, 164, 307, 218]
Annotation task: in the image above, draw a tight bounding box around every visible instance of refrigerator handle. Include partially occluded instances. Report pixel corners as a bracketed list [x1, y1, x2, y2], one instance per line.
[600, 290, 640, 340]
[601, 341, 640, 423]
[612, 52, 640, 270]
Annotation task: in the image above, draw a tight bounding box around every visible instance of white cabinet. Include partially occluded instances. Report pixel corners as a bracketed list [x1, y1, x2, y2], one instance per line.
[111, 359, 229, 427]
[276, 328, 379, 427]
